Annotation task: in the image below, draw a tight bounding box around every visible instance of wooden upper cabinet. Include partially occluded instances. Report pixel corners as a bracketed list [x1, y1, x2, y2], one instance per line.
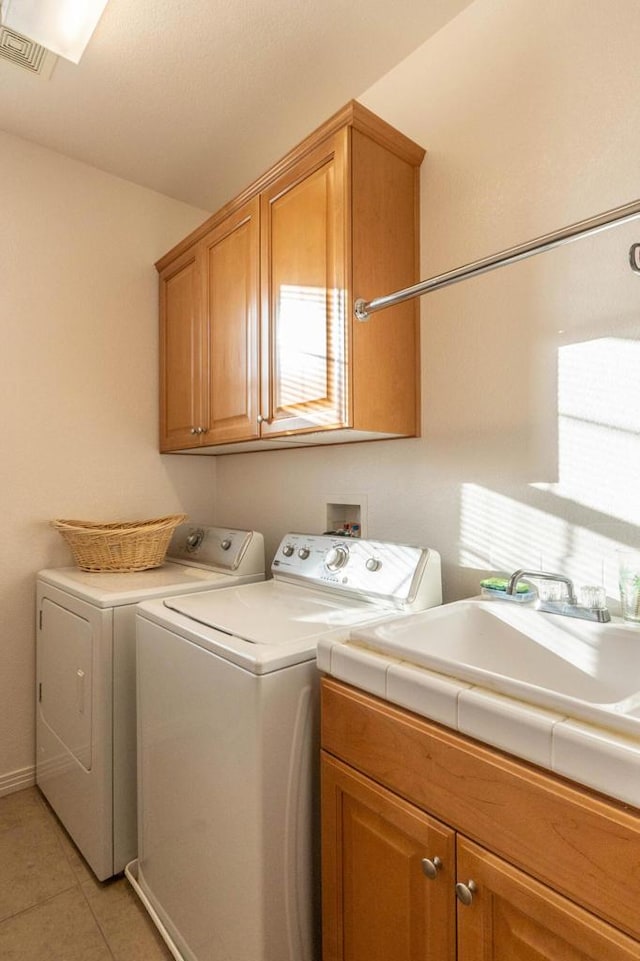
[260, 131, 348, 437]
[159, 245, 205, 451]
[350, 127, 423, 436]
[202, 197, 260, 445]
[156, 101, 425, 454]
[158, 199, 259, 451]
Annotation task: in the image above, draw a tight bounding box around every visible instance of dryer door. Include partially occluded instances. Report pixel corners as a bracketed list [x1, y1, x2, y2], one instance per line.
[39, 598, 93, 770]
[36, 582, 114, 881]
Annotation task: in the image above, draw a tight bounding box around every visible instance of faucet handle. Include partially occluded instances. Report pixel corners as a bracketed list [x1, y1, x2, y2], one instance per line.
[537, 581, 569, 602]
[578, 585, 608, 611]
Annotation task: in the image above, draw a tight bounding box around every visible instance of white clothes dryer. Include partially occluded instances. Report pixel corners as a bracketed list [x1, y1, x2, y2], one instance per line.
[36, 524, 265, 881]
[127, 532, 442, 961]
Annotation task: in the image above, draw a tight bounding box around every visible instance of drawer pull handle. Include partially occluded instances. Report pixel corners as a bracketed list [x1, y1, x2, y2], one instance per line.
[421, 856, 442, 880]
[455, 880, 477, 905]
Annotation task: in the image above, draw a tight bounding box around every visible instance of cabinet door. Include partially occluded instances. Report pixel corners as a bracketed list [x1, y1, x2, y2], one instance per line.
[322, 753, 456, 961]
[456, 837, 640, 961]
[201, 197, 260, 444]
[159, 245, 206, 451]
[260, 130, 349, 437]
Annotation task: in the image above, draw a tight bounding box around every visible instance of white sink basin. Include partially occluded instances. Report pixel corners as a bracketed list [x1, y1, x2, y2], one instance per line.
[349, 599, 640, 734]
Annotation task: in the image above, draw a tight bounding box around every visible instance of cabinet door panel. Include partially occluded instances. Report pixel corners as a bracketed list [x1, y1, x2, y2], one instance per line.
[159, 248, 204, 450]
[203, 197, 260, 444]
[322, 753, 455, 961]
[457, 838, 640, 961]
[261, 131, 348, 436]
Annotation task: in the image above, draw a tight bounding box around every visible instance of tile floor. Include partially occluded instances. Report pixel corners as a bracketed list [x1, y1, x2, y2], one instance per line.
[0, 786, 173, 961]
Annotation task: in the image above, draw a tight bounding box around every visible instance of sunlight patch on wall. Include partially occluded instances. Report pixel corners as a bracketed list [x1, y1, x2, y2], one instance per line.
[534, 337, 640, 525]
[460, 337, 640, 599]
[459, 483, 623, 595]
[460, 485, 557, 572]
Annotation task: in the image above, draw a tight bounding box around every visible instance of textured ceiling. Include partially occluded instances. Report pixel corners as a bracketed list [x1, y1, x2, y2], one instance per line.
[0, 0, 474, 211]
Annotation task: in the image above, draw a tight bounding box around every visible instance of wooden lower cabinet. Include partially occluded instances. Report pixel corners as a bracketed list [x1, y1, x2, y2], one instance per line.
[456, 837, 640, 961]
[321, 679, 640, 961]
[322, 755, 455, 961]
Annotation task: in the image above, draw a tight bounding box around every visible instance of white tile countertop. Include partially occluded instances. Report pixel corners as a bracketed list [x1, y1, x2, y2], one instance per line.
[317, 622, 640, 809]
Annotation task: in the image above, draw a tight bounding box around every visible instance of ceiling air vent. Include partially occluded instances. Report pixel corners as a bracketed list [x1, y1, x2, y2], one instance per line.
[0, 24, 56, 77]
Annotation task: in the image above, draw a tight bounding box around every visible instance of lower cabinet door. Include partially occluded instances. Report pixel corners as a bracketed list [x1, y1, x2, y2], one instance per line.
[456, 837, 640, 961]
[321, 753, 456, 961]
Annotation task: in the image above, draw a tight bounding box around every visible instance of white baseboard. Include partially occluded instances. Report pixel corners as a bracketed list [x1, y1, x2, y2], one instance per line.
[0, 764, 36, 798]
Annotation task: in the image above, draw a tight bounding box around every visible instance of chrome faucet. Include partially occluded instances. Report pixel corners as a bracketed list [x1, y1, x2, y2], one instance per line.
[506, 569, 610, 622]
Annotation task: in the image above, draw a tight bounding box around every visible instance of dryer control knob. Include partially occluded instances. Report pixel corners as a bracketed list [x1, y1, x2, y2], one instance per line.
[282, 544, 295, 557]
[221, 539, 232, 550]
[185, 529, 205, 552]
[325, 545, 349, 572]
[366, 557, 382, 572]
[298, 548, 310, 560]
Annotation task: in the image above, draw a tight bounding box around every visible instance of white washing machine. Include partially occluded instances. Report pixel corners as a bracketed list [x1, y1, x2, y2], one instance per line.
[36, 524, 265, 881]
[127, 532, 442, 961]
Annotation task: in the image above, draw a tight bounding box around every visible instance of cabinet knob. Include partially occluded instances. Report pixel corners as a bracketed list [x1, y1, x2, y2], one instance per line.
[455, 880, 478, 906]
[421, 856, 442, 880]
[190, 427, 199, 435]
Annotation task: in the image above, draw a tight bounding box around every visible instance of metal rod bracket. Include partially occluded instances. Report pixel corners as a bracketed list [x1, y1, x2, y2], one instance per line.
[354, 298, 370, 322]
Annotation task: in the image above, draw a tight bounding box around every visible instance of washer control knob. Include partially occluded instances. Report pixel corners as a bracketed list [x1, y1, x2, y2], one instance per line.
[298, 548, 310, 560]
[325, 545, 349, 572]
[220, 539, 232, 550]
[282, 544, 295, 557]
[366, 557, 382, 572]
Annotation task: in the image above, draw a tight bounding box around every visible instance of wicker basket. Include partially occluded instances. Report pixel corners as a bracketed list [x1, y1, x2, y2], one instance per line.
[51, 514, 187, 572]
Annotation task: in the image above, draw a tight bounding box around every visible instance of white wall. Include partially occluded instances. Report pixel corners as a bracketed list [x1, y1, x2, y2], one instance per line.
[214, 0, 640, 606]
[0, 133, 215, 792]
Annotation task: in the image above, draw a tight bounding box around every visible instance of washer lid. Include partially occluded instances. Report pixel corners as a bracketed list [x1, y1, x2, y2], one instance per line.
[162, 580, 397, 645]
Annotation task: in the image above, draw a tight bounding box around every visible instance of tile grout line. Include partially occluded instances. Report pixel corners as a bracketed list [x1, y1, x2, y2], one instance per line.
[0, 786, 78, 925]
[0, 787, 172, 960]
[0, 880, 79, 926]
[77, 878, 118, 961]
[34, 788, 118, 959]
[23, 787, 118, 960]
